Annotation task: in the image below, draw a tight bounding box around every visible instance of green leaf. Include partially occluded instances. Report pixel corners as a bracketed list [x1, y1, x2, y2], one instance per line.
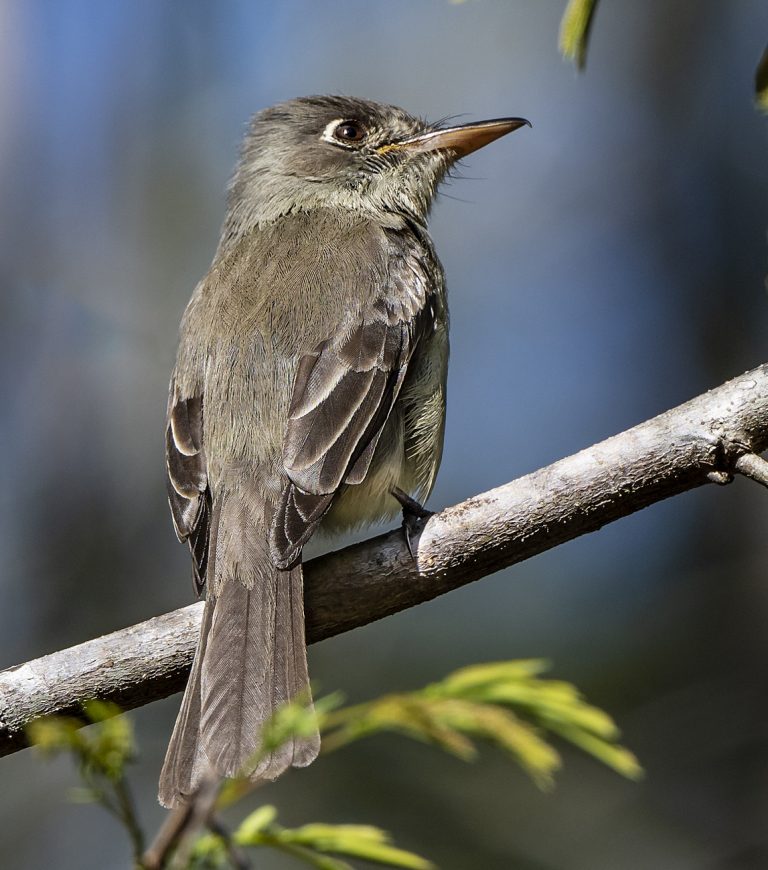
[324, 695, 479, 760]
[27, 703, 135, 781]
[559, 0, 600, 70]
[86, 713, 135, 780]
[534, 698, 619, 739]
[277, 823, 433, 869]
[82, 700, 122, 723]
[476, 681, 620, 739]
[435, 699, 561, 789]
[434, 659, 550, 694]
[27, 703, 144, 860]
[189, 832, 230, 868]
[26, 716, 82, 754]
[756, 44, 768, 113]
[236, 804, 278, 840]
[270, 844, 353, 870]
[231, 806, 433, 869]
[549, 722, 644, 780]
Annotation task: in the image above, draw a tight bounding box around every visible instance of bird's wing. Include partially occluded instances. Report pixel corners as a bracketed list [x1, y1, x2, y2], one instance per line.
[271, 254, 434, 568]
[165, 387, 210, 594]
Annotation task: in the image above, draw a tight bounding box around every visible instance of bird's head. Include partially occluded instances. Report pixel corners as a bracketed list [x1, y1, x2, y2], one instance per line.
[223, 95, 529, 243]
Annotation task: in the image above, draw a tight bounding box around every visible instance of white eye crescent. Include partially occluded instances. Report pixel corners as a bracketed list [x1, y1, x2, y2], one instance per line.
[322, 118, 367, 146]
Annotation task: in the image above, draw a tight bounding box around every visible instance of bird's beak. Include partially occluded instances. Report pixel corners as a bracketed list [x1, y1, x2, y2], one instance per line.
[378, 117, 531, 158]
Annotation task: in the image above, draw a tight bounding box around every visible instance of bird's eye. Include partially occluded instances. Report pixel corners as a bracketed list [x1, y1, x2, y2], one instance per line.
[332, 120, 366, 143]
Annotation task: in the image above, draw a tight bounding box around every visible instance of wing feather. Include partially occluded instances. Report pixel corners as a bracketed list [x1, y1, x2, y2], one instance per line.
[271, 272, 431, 568]
[165, 384, 210, 594]
[170, 396, 203, 456]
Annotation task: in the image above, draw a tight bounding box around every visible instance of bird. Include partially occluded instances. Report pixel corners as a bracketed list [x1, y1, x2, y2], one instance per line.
[159, 95, 528, 808]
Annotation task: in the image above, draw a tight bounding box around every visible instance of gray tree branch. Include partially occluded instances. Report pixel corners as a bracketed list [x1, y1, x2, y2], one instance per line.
[2, 363, 768, 758]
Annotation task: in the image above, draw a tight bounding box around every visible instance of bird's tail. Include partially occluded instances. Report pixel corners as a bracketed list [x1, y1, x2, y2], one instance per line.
[158, 482, 320, 808]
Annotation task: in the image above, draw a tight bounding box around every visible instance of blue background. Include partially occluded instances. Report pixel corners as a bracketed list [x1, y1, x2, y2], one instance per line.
[1, 1, 767, 867]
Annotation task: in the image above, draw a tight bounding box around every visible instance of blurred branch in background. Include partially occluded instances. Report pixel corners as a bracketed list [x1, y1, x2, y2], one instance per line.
[2, 362, 768, 757]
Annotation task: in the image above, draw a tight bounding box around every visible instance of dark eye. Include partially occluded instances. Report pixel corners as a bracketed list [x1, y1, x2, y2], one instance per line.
[333, 120, 366, 143]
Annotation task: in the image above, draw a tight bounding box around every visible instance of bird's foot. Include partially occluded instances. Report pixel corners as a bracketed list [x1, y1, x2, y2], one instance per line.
[391, 487, 433, 558]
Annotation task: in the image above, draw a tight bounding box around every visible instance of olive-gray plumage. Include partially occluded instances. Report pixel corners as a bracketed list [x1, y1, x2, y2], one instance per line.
[159, 96, 527, 807]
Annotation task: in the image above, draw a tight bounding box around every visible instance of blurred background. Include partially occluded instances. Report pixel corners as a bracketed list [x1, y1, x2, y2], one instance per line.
[1, 1, 767, 867]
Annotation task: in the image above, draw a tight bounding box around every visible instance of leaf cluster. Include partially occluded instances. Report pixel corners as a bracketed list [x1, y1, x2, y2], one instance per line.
[321, 659, 641, 789]
[193, 805, 432, 870]
[27, 660, 640, 868]
[27, 701, 145, 858]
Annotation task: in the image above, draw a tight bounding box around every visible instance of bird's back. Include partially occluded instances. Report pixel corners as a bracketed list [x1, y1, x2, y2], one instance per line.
[173, 208, 447, 510]
[174, 210, 392, 472]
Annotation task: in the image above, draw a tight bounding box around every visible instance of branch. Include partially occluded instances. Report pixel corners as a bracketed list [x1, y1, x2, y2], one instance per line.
[3, 363, 768, 758]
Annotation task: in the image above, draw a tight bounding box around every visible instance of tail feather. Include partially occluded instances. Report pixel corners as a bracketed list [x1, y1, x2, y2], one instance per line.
[158, 598, 214, 807]
[158, 481, 319, 807]
[251, 563, 320, 777]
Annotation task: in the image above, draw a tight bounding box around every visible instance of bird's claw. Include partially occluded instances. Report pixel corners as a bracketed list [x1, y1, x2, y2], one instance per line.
[391, 487, 433, 558]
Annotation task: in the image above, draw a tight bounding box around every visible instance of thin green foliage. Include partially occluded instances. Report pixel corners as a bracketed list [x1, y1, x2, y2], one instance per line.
[26, 701, 145, 860]
[559, 0, 601, 70]
[193, 806, 433, 869]
[27, 659, 641, 868]
[322, 659, 642, 789]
